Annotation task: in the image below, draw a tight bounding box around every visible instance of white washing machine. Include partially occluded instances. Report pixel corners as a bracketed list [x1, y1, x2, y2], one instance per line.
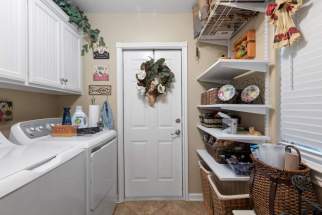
[0, 132, 86, 215]
[10, 118, 118, 215]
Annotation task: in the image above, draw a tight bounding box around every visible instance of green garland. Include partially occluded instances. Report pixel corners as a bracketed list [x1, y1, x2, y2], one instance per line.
[53, 0, 105, 55]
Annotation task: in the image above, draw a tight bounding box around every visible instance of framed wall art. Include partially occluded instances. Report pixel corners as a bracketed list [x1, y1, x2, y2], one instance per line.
[0, 101, 13, 122]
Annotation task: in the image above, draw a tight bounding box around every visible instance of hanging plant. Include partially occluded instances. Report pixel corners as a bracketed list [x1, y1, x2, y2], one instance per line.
[53, 0, 106, 55]
[136, 58, 175, 106]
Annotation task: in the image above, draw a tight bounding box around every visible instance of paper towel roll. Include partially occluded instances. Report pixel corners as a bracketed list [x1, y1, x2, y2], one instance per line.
[284, 152, 300, 171]
[89, 105, 100, 127]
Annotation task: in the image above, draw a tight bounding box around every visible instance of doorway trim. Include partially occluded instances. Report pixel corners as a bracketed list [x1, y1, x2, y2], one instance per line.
[116, 42, 188, 202]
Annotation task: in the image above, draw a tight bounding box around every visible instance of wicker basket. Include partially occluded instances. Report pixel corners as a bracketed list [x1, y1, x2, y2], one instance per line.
[205, 140, 234, 164]
[250, 155, 318, 215]
[208, 88, 220, 104]
[205, 140, 250, 164]
[199, 161, 214, 215]
[208, 174, 251, 215]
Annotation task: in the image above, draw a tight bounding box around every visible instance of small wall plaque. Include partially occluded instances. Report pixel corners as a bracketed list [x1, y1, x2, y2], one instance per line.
[93, 65, 109, 81]
[0, 101, 13, 122]
[89, 85, 111, 96]
[93, 46, 110, 59]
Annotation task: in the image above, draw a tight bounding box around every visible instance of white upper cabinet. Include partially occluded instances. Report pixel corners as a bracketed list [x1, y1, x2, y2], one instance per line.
[28, 0, 62, 89]
[0, 0, 27, 83]
[0, 0, 82, 94]
[60, 23, 82, 92]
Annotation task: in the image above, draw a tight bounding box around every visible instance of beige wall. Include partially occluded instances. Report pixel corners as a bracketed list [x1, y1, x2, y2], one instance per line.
[0, 89, 60, 137]
[58, 12, 227, 193]
[1, 11, 317, 198]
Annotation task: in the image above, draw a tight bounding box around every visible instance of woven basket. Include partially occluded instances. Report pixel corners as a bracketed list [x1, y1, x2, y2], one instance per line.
[250, 155, 318, 215]
[205, 140, 236, 164]
[199, 161, 214, 215]
[208, 174, 251, 215]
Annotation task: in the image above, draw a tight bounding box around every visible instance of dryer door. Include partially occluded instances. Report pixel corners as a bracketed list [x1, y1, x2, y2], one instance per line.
[90, 138, 117, 211]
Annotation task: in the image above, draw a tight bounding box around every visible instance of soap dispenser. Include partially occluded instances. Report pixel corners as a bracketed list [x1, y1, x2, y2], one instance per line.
[72, 106, 88, 128]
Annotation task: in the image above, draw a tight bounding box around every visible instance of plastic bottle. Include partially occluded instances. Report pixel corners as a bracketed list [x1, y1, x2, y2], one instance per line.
[62, 107, 72, 125]
[72, 106, 88, 128]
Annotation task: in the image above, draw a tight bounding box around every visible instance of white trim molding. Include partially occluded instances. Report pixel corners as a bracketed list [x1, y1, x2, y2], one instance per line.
[116, 42, 188, 202]
[188, 193, 203, 201]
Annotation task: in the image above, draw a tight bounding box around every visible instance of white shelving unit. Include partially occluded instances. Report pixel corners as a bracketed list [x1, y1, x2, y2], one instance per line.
[197, 1, 267, 46]
[197, 124, 270, 143]
[197, 149, 250, 181]
[197, 59, 270, 82]
[198, 104, 271, 115]
[196, 0, 271, 186]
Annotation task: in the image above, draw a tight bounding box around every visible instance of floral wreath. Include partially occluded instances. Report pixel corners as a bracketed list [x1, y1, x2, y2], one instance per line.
[136, 58, 175, 106]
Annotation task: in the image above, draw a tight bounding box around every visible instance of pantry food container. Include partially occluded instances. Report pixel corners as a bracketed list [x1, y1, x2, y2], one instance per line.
[257, 144, 285, 169]
[208, 174, 251, 215]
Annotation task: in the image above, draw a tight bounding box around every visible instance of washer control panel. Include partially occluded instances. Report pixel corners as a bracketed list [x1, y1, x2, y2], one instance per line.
[20, 118, 62, 139]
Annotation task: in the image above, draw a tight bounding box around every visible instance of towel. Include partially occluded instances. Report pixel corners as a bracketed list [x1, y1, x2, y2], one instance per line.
[100, 100, 113, 129]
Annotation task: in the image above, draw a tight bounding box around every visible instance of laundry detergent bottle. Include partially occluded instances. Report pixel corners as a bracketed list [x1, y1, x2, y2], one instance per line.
[72, 106, 88, 128]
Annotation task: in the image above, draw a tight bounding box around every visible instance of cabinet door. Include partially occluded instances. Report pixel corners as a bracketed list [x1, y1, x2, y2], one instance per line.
[0, 0, 27, 82]
[28, 0, 62, 88]
[61, 23, 82, 92]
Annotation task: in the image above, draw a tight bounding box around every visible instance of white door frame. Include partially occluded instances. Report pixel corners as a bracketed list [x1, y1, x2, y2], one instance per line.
[116, 42, 188, 202]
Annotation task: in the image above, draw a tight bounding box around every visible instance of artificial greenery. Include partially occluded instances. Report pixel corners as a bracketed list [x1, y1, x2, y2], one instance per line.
[53, 0, 105, 55]
[136, 58, 175, 106]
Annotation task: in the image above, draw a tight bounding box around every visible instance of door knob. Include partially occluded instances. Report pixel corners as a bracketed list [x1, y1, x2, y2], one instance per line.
[171, 129, 181, 136]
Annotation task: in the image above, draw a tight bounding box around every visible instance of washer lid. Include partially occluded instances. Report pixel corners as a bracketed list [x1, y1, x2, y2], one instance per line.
[0, 141, 76, 181]
[36, 129, 117, 149]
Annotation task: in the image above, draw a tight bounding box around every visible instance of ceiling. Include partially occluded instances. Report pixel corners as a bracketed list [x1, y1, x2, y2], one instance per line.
[70, 0, 196, 13]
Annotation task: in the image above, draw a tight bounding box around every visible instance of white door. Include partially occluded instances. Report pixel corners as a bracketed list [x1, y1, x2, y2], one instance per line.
[61, 23, 82, 92]
[0, 0, 27, 83]
[28, 0, 62, 88]
[123, 50, 183, 198]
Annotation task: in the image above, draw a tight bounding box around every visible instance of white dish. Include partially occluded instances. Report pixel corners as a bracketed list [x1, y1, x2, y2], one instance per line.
[241, 85, 260, 103]
[218, 84, 236, 102]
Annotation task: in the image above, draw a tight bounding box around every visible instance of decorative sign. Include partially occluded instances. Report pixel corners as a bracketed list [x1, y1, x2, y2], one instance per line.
[0, 101, 13, 122]
[93, 46, 110, 59]
[89, 85, 111, 96]
[93, 65, 109, 81]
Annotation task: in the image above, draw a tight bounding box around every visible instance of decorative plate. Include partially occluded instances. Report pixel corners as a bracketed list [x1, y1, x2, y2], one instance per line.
[241, 85, 260, 103]
[218, 85, 236, 102]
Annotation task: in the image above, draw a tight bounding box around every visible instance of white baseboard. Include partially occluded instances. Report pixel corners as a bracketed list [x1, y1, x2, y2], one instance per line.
[188, 193, 203, 201]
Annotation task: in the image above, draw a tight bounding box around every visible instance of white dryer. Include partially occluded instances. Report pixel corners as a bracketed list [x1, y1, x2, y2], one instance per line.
[0, 132, 86, 215]
[10, 118, 118, 215]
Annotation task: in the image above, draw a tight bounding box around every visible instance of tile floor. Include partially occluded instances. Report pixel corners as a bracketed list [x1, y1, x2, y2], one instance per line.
[113, 201, 207, 215]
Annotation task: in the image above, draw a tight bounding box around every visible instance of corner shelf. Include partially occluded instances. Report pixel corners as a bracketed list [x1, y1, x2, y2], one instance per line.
[197, 1, 267, 46]
[197, 59, 269, 82]
[197, 124, 270, 143]
[198, 104, 271, 115]
[197, 149, 250, 181]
